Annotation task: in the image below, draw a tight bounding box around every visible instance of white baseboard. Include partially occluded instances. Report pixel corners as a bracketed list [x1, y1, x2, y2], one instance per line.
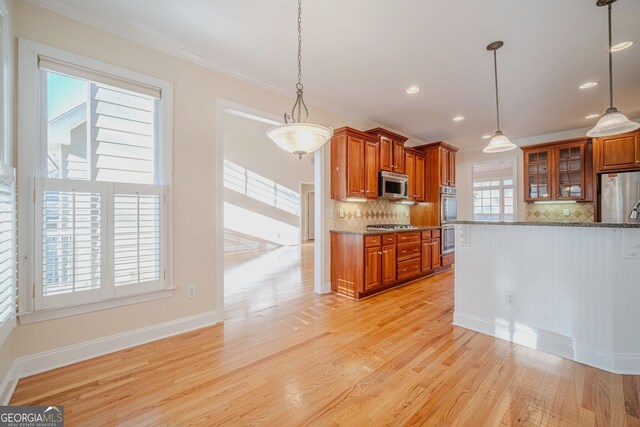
[0, 362, 17, 405]
[1, 310, 219, 404]
[453, 311, 640, 375]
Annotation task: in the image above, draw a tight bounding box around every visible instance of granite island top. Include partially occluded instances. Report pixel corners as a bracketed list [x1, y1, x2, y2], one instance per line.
[451, 220, 640, 229]
[330, 226, 441, 235]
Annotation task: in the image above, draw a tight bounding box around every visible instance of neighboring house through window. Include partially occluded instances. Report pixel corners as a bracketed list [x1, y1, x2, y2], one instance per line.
[18, 40, 173, 320]
[472, 160, 516, 222]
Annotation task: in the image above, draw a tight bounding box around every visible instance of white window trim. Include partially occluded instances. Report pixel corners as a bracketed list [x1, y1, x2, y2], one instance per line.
[467, 158, 518, 222]
[0, 162, 15, 343]
[17, 39, 174, 323]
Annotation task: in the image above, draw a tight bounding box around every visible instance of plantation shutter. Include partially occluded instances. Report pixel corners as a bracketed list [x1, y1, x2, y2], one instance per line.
[0, 165, 15, 339]
[112, 184, 164, 296]
[35, 179, 108, 309]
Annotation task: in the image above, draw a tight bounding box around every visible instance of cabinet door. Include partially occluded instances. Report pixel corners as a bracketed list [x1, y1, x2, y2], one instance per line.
[379, 137, 393, 172]
[421, 239, 432, 272]
[364, 140, 379, 198]
[448, 151, 456, 186]
[381, 244, 396, 286]
[393, 141, 405, 173]
[431, 238, 441, 269]
[347, 136, 365, 197]
[555, 143, 585, 200]
[364, 246, 382, 292]
[405, 151, 416, 201]
[415, 155, 426, 202]
[598, 133, 639, 171]
[440, 149, 449, 187]
[524, 149, 552, 201]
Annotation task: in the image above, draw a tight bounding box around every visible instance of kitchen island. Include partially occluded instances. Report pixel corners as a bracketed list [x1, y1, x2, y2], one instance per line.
[330, 227, 451, 299]
[452, 220, 640, 374]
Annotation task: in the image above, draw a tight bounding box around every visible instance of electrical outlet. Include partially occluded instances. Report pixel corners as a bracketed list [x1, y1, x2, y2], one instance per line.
[563, 208, 570, 217]
[339, 208, 345, 218]
[505, 290, 517, 307]
[356, 208, 361, 218]
[187, 284, 197, 299]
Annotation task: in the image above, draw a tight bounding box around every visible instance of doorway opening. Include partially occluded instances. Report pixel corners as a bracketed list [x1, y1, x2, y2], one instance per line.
[216, 101, 326, 320]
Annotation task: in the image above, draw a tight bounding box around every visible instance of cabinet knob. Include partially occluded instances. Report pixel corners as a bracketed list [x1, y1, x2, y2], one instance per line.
[378, 252, 383, 255]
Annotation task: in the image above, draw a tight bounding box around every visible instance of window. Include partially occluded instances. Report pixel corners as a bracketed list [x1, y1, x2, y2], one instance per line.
[19, 40, 173, 317]
[472, 161, 516, 222]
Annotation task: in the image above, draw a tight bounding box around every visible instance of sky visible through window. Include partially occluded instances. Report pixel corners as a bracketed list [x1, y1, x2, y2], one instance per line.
[47, 72, 87, 121]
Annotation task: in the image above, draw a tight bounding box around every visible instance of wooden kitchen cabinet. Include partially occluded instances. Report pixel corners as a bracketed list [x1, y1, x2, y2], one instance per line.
[365, 128, 408, 174]
[331, 127, 379, 200]
[522, 138, 592, 202]
[364, 246, 382, 292]
[594, 131, 640, 172]
[405, 149, 426, 202]
[331, 229, 447, 299]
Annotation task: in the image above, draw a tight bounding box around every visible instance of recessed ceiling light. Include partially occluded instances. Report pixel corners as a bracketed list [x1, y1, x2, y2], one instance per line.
[482, 134, 492, 139]
[585, 113, 600, 119]
[453, 116, 465, 122]
[579, 81, 598, 89]
[610, 41, 633, 52]
[406, 86, 420, 94]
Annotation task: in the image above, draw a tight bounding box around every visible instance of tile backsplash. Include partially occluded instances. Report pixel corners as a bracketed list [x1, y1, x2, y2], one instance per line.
[526, 202, 595, 223]
[333, 199, 410, 229]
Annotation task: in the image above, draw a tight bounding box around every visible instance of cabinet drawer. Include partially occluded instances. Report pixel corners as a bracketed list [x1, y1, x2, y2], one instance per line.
[364, 235, 382, 247]
[397, 241, 421, 261]
[421, 230, 431, 240]
[442, 252, 455, 266]
[382, 234, 396, 244]
[432, 229, 441, 238]
[397, 232, 420, 243]
[397, 259, 421, 281]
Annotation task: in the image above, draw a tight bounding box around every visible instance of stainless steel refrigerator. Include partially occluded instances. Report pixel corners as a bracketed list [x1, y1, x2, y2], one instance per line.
[601, 172, 640, 223]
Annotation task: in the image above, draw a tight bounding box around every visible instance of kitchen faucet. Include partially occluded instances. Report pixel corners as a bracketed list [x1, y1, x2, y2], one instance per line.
[630, 200, 640, 220]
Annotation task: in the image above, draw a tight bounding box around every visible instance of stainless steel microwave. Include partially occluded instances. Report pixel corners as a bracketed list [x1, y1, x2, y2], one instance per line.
[379, 171, 409, 199]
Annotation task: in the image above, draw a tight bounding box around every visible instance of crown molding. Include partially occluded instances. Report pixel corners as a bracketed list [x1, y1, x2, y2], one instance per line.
[24, 0, 427, 146]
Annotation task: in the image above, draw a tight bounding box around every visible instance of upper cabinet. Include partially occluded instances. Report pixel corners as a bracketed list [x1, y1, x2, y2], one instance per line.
[405, 149, 426, 202]
[331, 127, 379, 200]
[366, 128, 408, 174]
[440, 147, 456, 187]
[522, 137, 593, 202]
[593, 131, 640, 173]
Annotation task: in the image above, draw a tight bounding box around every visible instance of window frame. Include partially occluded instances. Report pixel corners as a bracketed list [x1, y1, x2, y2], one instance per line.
[469, 159, 518, 223]
[472, 178, 514, 222]
[18, 39, 174, 324]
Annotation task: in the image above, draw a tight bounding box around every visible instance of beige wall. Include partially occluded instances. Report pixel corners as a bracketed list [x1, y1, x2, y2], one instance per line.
[11, 1, 389, 358]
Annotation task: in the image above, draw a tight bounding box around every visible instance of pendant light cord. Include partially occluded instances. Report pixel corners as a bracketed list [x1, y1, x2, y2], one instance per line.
[607, 3, 614, 109]
[493, 49, 501, 132]
[297, 0, 303, 91]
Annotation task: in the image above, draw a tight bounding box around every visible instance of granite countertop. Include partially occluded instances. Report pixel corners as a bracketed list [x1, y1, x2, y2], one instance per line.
[330, 226, 441, 235]
[451, 220, 640, 229]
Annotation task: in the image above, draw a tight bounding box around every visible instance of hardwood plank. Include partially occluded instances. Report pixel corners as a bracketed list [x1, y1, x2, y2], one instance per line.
[10, 243, 639, 426]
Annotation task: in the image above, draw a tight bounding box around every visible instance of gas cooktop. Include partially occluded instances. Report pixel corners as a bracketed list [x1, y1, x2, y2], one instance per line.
[366, 224, 417, 230]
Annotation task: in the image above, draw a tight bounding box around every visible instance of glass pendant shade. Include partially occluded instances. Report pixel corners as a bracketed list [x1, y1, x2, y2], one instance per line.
[266, 123, 333, 158]
[482, 131, 517, 153]
[586, 108, 640, 137]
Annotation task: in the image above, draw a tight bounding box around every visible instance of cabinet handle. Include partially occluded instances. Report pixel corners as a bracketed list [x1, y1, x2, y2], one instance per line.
[401, 268, 407, 272]
[378, 252, 383, 255]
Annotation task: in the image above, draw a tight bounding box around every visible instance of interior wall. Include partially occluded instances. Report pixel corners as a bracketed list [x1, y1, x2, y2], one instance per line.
[223, 112, 313, 246]
[12, 1, 410, 358]
[300, 183, 314, 241]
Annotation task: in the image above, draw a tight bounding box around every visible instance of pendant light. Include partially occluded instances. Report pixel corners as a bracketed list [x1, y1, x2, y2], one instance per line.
[483, 41, 517, 154]
[587, 0, 639, 137]
[266, 0, 333, 158]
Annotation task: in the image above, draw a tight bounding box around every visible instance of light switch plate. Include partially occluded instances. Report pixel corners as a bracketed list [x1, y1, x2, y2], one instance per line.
[563, 209, 570, 216]
[339, 208, 345, 218]
[356, 209, 361, 218]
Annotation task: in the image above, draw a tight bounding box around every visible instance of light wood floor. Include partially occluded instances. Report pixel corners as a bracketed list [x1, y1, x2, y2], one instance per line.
[11, 243, 640, 426]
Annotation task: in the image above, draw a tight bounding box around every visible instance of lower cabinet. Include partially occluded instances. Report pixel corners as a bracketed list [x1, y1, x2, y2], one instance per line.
[331, 229, 448, 299]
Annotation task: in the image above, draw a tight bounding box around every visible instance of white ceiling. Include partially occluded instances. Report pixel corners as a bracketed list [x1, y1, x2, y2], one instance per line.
[31, 0, 640, 150]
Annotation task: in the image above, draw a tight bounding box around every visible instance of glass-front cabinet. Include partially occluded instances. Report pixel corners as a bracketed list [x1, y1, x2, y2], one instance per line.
[555, 143, 585, 200]
[522, 138, 592, 203]
[525, 149, 552, 201]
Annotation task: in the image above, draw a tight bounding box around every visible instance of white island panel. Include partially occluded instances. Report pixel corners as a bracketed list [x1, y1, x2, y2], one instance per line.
[454, 223, 640, 374]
